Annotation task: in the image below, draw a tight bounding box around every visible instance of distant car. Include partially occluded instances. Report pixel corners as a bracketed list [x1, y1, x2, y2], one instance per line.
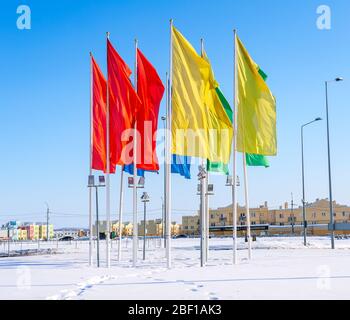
[59, 236, 74, 241]
[77, 236, 89, 241]
[175, 234, 188, 239]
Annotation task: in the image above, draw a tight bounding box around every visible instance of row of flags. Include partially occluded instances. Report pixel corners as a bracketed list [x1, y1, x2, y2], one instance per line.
[91, 27, 275, 181]
[170, 25, 276, 179]
[91, 40, 164, 175]
[89, 23, 277, 267]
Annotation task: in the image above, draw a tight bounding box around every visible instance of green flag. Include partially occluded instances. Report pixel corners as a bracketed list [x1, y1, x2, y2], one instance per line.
[245, 67, 270, 168]
[207, 87, 270, 173]
[246, 153, 270, 168]
[207, 88, 232, 175]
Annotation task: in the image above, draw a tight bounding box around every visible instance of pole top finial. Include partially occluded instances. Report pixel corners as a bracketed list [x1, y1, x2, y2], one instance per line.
[106, 32, 110, 39]
[89, 51, 93, 57]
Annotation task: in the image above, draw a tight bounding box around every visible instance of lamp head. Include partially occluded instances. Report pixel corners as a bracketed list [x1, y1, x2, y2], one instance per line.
[315, 117, 322, 122]
[141, 192, 150, 202]
[335, 77, 344, 82]
[98, 175, 105, 186]
[88, 175, 95, 188]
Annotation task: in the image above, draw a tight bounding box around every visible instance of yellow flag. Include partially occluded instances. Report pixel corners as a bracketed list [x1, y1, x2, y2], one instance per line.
[236, 35, 277, 156]
[171, 26, 232, 163]
[202, 49, 233, 166]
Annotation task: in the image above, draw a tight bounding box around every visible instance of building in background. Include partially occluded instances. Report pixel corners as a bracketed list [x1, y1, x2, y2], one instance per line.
[181, 199, 350, 237]
[181, 216, 200, 236]
[23, 224, 40, 240]
[53, 228, 86, 240]
[0, 221, 56, 241]
[38, 224, 54, 240]
[139, 219, 163, 237]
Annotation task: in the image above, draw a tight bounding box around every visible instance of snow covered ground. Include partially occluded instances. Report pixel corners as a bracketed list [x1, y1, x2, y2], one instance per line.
[1, 237, 350, 300]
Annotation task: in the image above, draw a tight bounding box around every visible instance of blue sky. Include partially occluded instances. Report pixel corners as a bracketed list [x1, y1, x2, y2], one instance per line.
[0, 0, 349, 228]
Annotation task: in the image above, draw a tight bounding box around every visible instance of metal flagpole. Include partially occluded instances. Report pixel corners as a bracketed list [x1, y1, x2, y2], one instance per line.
[232, 30, 238, 265]
[89, 52, 93, 267]
[199, 165, 206, 267]
[166, 19, 173, 269]
[243, 153, 252, 260]
[133, 39, 139, 267]
[105, 32, 111, 268]
[164, 72, 169, 252]
[200, 38, 209, 264]
[118, 167, 124, 261]
[205, 173, 209, 263]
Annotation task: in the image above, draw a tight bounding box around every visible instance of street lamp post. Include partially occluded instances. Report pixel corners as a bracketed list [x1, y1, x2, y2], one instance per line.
[325, 78, 343, 249]
[88, 175, 106, 268]
[141, 192, 150, 261]
[127, 176, 145, 264]
[301, 117, 322, 246]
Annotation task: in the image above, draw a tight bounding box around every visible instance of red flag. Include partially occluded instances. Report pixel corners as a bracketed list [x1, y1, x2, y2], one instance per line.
[107, 40, 142, 168]
[136, 49, 165, 171]
[91, 55, 108, 172]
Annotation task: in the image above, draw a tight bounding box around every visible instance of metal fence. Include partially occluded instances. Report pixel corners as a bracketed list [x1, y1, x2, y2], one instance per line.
[0, 237, 164, 257]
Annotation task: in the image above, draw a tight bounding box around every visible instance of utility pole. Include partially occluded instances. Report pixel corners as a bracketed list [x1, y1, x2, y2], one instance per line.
[45, 202, 50, 241]
[290, 193, 295, 234]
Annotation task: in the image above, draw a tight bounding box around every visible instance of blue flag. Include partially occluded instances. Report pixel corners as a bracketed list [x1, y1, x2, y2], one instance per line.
[171, 155, 191, 179]
[123, 164, 145, 177]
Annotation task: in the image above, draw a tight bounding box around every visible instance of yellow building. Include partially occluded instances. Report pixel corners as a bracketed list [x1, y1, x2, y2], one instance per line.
[39, 224, 54, 240]
[34, 225, 40, 240]
[181, 215, 200, 235]
[181, 202, 270, 236]
[112, 222, 125, 236]
[138, 220, 180, 237]
[123, 222, 133, 236]
[139, 219, 163, 237]
[18, 229, 28, 241]
[181, 199, 350, 237]
[171, 222, 181, 236]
